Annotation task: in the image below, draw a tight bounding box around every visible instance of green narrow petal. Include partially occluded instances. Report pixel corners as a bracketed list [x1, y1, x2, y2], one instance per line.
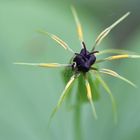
[84, 75, 98, 119]
[94, 72, 117, 123]
[49, 74, 76, 121]
[98, 68, 136, 88]
[14, 62, 72, 68]
[71, 6, 84, 42]
[97, 49, 138, 56]
[92, 12, 130, 50]
[38, 30, 74, 53]
[95, 54, 140, 64]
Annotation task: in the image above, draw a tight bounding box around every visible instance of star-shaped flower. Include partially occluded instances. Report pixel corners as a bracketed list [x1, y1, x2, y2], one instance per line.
[15, 7, 140, 122]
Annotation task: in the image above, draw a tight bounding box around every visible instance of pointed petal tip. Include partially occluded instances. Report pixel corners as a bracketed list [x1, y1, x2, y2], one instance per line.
[132, 83, 137, 88]
[90, 100, 98, 120]
[71, 5, 76, 12]
[37, 30, 51, 37]
[130, 55, 140, 58]
[36, 29, 47, 35]
[13, 62, 39, 66]
[94, 114, 98, 120]
[13, 62, 18, 65]
[13, 62, 27, 65]
[126, 11, 131, 15]
[70, 5, 74, 10]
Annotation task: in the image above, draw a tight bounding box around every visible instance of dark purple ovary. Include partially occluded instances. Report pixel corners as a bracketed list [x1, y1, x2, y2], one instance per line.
[72, 48, 96, 72]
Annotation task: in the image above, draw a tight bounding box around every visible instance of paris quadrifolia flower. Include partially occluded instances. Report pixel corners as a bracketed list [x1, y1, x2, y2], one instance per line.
[15, 6, 140, 123]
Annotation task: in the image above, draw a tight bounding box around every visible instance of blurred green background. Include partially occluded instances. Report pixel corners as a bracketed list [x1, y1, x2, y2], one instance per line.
[0, 0, 140, 140]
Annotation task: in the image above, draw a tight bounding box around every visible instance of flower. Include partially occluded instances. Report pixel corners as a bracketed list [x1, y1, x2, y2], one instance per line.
[15, 6, 140, 122]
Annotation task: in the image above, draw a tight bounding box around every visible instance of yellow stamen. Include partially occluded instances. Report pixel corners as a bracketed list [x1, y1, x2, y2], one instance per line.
[71, 6, 84, 42]
[85, 77, 98, 119]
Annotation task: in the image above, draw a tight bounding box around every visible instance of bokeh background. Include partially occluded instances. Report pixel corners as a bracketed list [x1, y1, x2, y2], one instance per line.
[0, 0, 140, 140]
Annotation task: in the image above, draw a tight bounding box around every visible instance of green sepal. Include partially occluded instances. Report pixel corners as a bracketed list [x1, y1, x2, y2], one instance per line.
[77, 72, 100, 103]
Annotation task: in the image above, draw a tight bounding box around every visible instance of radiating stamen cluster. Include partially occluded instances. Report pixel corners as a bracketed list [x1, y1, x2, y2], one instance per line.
[15, 6, 140, 122]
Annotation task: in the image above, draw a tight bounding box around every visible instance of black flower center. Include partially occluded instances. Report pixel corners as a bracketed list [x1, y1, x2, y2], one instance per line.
[72, 43, 98, 73]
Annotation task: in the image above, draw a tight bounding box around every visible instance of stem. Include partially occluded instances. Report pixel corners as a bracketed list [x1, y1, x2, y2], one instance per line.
[74, 102, 83, 140]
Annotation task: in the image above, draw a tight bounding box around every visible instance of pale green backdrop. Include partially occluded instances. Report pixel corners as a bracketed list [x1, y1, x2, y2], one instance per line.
[0, 0, 140, 140]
